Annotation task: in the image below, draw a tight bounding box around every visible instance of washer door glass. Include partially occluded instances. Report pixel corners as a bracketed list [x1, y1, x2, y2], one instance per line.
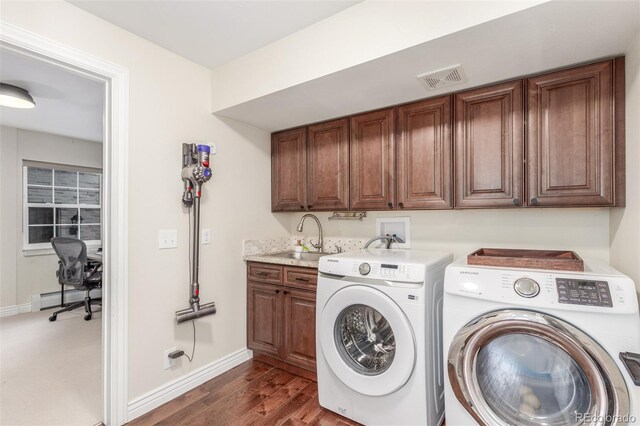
[335, 304, 396, 375]
[476, 333, 591, 425]
[319, 285, 416, 396]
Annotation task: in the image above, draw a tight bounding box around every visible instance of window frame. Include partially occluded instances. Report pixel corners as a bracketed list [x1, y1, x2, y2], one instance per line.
[22, 163, 103, 253]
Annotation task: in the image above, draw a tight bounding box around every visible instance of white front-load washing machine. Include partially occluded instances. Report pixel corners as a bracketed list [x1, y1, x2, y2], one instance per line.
[443, 257, 640, 426]
[317, 249, 453, 426]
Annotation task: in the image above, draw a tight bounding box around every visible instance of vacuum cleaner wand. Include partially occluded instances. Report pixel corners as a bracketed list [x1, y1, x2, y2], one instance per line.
[176, 143, 216, 324]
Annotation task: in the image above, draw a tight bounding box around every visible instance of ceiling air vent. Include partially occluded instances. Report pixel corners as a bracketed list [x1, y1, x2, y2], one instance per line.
[417, 65, 466, 90]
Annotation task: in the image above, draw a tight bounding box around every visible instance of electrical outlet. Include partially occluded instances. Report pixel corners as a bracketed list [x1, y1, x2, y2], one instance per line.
[202, 228, 211, 245]
[164, 347, 177, 370]
[159, 230, 178, 249]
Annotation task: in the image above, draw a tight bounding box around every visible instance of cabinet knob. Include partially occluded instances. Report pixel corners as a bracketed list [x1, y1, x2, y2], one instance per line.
[307, 205, 312, 209]
[531, 198, 538, 206]
[283, 290, 289, 295]
[513, 199, 520, 206]
[387, 202, 393, 209]
[275, 289, 280, 294]
[300, 205, 305, 210]
[398, 202, 404, 209]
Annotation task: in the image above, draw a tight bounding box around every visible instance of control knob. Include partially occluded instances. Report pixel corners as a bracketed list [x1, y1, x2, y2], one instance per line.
[359, 263, 371, 276]
[514, 278, 540, 298]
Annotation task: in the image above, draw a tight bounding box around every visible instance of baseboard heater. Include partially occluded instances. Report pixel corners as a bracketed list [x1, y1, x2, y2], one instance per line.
[33, 289, 103, 311]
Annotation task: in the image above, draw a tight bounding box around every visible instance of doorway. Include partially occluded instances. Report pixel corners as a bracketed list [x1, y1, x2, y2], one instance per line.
[0, 22, 129, 425]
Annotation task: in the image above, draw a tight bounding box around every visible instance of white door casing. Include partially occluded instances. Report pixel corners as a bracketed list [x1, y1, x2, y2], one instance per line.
[0, 22, 129, 426]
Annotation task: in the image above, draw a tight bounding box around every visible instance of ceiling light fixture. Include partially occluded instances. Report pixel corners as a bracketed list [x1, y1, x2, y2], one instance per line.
[0, 83, 36, 109]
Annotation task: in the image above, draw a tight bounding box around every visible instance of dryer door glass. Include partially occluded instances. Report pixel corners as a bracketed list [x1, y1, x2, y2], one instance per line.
[335, 304, 396, 375]
[476, 333, 591, 425]
[447, 310, 626, 426]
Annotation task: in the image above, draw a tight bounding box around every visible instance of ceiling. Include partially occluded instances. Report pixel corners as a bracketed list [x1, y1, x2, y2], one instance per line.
[214, 0, 640, 131]
[69, 0, 361, 69]
[0, 48, 104, 142]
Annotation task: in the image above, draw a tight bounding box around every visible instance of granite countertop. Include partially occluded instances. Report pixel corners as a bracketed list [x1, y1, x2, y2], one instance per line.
[243, 251, 320, 269]
[242, 237, 368, 270]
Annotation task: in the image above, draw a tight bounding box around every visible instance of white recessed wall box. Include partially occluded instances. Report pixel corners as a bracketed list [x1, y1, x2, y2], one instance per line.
[375, 217, 411, 249]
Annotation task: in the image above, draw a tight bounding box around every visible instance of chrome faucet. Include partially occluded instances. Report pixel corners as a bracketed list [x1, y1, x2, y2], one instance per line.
[296, 214, 323, 253]
[364, 235, 405, 249]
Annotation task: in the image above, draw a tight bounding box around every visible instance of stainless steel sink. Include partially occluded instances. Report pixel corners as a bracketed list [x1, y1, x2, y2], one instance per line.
[266, 251, 326, 261]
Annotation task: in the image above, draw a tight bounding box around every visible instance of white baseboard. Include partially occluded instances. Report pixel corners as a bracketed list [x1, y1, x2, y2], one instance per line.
[126, 348, 253, 422]
[0, 303, 32, 318]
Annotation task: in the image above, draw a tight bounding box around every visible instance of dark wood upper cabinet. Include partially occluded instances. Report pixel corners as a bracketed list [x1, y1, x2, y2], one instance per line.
[396, 96, 453, 210]
[527, 59, 624, 207]
[307, 118, 350, 211]
[271, 127, 306, 212]
[350, 108, 395, 210]
[454, 80, 524, 208]
[270, 57, 624, 212]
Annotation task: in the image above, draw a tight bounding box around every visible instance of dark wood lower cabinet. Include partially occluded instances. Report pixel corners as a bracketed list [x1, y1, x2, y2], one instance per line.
[283, 288, 317, 371]
[247, 281, 281, 357]
[247, 262, 317, 376]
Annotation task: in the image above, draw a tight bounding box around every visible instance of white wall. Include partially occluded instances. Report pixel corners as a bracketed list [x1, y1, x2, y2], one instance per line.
[610, 32, 640, 293]
[0, 126, 18, 310]
[210, 0, 546, 112]
[0, 127, 103, 309]
[0, 0, 290, 406]
[291, 209, 610, 263]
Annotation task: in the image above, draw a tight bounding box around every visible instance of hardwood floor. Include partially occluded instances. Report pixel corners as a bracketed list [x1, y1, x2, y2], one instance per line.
[127, 359, 360, 426]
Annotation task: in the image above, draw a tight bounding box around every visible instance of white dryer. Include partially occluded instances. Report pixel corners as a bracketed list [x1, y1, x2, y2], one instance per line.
[443, 258, 640, 426]
[317, 249, 453, 426]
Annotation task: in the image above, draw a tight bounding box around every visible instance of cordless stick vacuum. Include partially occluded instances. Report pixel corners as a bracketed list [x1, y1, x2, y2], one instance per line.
[175, 143, 217, 324]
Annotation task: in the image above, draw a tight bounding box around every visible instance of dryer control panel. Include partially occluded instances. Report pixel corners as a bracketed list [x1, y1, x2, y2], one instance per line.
[556, 279, 612, 307]
[444, 258, 638, 314]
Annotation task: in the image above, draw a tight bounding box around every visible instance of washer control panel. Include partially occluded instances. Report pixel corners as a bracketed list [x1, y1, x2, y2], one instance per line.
[348, 261, 423, 282]
[514, 278, 540, 298]
[556, 279, 612, 307]
[358, 263, 371, 275]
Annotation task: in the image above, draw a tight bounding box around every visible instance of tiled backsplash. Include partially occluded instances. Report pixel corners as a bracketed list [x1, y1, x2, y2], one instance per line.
[242, 237, 369, 256]
[243, 238, 290, 256]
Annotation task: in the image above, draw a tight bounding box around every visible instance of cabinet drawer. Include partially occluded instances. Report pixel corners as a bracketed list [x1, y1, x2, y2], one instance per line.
[248, 262, 283, 284]
[284, 267, 317, 289]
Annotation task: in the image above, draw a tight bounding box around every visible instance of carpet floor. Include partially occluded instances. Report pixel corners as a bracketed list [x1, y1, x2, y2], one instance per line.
[0, 309, 102, 426]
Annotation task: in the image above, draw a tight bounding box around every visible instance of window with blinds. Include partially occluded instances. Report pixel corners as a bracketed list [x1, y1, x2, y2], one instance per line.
[23, 165, 102, 250]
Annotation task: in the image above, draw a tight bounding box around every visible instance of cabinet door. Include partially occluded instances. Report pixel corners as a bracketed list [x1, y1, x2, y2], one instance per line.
[454, 80, 524, 208]
[350, 108, 395, 210]
[527, 60, 619, 206]
[396, 96, 452, 210]
[307, 118, 349, 211]
[247, 282, 282, 357]
[271, 127, 307, 212]
[282, 288, 316, 371]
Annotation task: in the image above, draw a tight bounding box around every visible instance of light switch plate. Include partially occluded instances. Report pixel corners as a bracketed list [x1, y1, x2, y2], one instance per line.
[202, 229, 211, 245]
[159, 230, 178, 249]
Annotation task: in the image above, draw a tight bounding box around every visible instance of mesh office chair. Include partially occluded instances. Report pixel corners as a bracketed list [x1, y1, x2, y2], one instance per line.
[49, 237, 102, 321]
